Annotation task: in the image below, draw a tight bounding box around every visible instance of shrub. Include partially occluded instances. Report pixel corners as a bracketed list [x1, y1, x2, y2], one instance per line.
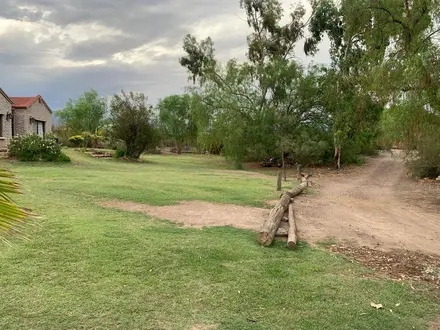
[9, 134, 71, 162]
[406, 139, 440, 178]
[109, 90, 159, 159]
[114, 149, 127, 159]
[69, 135, 84, 147]
[81, 131, 93, 148]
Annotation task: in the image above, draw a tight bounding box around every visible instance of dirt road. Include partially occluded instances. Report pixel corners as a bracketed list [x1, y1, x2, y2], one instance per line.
[295, 153, 440, 255]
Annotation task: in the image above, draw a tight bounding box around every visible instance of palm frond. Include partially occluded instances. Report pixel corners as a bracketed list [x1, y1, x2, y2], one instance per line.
[0, 168, 32, 241]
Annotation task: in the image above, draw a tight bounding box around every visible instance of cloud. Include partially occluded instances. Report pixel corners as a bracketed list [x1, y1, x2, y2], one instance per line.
[0, 0, 330, 111]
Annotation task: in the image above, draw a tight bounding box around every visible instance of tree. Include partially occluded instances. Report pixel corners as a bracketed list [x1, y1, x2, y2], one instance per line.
[0, 169, 31, 244]
[308, 0, 440, 174]
[56, 89, 107, 134]
[109, 90, 158, 159]
[179, 0, 329, 168]
[304, 0, 387, 167]
[157, 94, 197, 154]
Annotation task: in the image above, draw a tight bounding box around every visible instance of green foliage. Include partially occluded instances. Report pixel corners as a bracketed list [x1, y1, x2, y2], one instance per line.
[8, 134, 70, 162]
[56, 89, 107, 135]
[180, 2, 332, 166]
[68, 135, 84, 147]
[52, 126, 70, 146]
[288, 131, 331, 166]
[0, 169, 31, 243]
[109, 90, 159, 159]
[157, 94, 197, 154]
[113, 149, 127, 159]
[381, 97, 440, 178]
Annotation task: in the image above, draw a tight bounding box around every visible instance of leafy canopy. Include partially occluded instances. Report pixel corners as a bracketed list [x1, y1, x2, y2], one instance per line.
[56, 89, 107, 134]
[157, 94, 197, 153]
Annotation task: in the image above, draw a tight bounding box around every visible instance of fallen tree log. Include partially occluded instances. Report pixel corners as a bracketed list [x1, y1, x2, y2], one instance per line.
[286, 182, 308, 198]
[258, 182, 307, 246]
[287, 203, 297, 249]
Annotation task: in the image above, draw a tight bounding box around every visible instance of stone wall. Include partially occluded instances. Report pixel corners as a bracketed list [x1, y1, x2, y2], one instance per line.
[0, 93, 13, 149]
[13, 99, 52, 136]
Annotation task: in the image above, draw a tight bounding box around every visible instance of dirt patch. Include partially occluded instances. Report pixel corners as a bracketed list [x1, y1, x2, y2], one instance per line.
[431, 317, 440, 330]
[295, 154, 440, 255]
[327, 245, 440, 290]
[99, 200, 268, 230]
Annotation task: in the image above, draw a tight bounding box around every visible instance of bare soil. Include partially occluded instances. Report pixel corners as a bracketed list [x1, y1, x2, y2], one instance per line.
[98, 200, 268, 230]
[431, 318, 440, 330]
[294, 153, 440, 255]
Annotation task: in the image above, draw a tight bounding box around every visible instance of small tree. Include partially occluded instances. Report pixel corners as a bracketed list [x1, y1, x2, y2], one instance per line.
[157, 94, 196, 154]
[109, 90, 158, 159]
[56, 89, 107, 135]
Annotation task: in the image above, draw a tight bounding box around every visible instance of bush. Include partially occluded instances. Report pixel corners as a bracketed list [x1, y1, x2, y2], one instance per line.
[114, 149, 127, 159]
[9, 134, 71, 162]
[69, 135, 84, 147]
[406, 139, 440, 178]
[109, 90, 159, 159]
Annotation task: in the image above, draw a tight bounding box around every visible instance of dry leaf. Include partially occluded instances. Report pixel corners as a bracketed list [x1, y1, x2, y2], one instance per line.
[370, 302, 383, 309]
[395, 303, 400, 307]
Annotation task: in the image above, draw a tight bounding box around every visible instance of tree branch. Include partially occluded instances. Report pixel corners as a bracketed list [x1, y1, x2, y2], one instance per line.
[368, 6, 406, 28]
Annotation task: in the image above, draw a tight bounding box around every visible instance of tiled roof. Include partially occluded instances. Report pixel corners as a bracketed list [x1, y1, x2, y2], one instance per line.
[10, 95, 52, 113]
[10, 96, 40, 108]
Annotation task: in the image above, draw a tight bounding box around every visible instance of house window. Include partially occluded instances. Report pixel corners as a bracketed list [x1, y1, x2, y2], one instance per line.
[35, 120, 45, 137]
[0, 115, 3, 137]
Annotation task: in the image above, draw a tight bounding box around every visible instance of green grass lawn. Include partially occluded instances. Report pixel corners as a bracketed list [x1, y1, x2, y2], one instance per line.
[0, 150, 438, 330]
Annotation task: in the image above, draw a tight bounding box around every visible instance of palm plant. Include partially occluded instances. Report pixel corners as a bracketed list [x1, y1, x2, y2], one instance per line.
[0, 169, 30, 244]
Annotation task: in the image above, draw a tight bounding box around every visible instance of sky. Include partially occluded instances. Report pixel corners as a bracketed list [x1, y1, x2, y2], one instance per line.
[0, 0, 330, 111]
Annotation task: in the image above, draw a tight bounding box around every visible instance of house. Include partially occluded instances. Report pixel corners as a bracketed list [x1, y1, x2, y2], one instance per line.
[0, 88, 52, 149]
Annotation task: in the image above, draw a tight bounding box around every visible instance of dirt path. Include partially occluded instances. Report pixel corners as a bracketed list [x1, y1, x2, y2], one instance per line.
[99, 153, 439, 255]
[295, 153, 440, 255]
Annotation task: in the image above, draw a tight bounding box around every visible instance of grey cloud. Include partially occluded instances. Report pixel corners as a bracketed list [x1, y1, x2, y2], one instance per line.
[0, 0, 330, 113]
[64, 37, 140, 61]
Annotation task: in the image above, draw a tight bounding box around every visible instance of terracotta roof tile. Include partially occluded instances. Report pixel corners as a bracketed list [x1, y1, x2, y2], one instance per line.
[10, 96, 40, 108]
[10, 95, 52, 113]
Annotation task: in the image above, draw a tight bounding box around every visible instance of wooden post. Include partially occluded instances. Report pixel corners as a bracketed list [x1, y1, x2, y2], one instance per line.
[287, 203, 297, 249]
[277, 171, 282, 191]
[282, 153, 287, 182]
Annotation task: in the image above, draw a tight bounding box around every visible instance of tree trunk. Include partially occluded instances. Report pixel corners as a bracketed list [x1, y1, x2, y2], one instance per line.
[287, 203, 297, 249]
[297, 164, 302, 181]
[276, 171, 282, 191]
[282, 153, 287, 182]
[334, 146, 341, 170]
[177, 143, 183, 155]
[258, 182, 307, 246]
